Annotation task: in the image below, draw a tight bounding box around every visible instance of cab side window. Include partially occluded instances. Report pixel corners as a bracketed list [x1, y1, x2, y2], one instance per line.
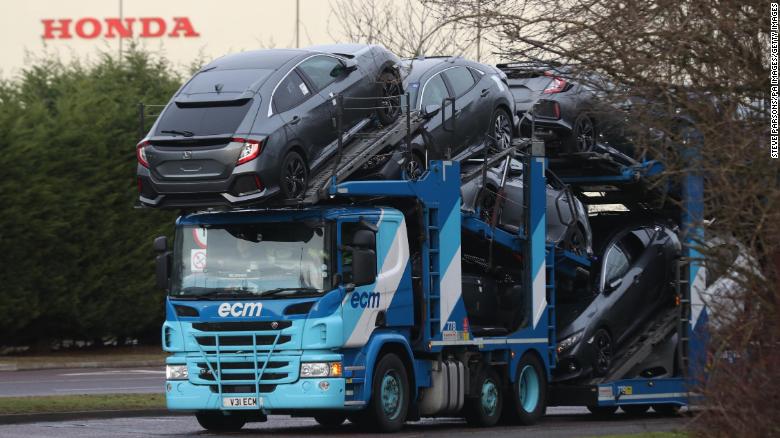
[298, 56, 343, 91]
[274, 70, 311, 113]
[341, 223, 376, 284]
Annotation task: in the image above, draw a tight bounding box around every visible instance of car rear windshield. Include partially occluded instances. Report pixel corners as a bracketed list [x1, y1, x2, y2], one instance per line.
[154, 100, 255, 137]
[181, 68, 273, 96]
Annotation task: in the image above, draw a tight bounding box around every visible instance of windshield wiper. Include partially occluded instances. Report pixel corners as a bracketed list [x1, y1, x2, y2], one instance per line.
[160, 129, 194, 137]
[175, 288, 260, 300]
[260, 287, 320, 298]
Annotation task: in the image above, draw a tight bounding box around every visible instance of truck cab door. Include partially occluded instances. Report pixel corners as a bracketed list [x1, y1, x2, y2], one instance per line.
[339, 215, 412, 348]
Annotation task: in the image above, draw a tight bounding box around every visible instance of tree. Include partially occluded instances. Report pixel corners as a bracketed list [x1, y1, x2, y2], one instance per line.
[430, 0, 776, 435]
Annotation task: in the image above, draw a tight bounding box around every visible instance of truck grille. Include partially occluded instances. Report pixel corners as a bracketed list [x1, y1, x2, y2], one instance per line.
[195, 335, 292, 346]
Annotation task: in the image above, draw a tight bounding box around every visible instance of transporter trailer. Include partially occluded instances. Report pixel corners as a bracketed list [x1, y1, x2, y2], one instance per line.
[151, 111, 706, 432]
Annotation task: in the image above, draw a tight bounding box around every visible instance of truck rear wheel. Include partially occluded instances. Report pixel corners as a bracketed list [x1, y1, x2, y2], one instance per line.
[367, 353, 409, 432]
[504, 354, 547, 425]
[621, 404, 650, 415]
[653, 404, 681, 416]
[195, 412, 246, 431]
[587, 405, 618, 417]
[465, 367, 503, 427]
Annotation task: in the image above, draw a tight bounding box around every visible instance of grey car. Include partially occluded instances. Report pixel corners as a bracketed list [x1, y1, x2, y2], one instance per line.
[137, 44, 402, 208]
[461, 158, 593, 256]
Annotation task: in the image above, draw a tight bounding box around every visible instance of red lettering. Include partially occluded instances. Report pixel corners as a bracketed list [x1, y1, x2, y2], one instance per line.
[167, 17, 200, 38]
[139, 17, 166, 37]
[105, 18, 136, 38]
[75, 18, 101, 39]
[42, 19, 72, 39]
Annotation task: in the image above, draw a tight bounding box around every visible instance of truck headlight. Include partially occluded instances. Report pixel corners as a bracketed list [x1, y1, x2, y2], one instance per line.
[557, 331, 583, 354]
[166, 364, 188, 380]
[300, 362, 342, 378]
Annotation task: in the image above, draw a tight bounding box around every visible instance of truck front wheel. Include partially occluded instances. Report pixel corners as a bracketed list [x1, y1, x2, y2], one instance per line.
[195, 412, 246, 431]
[367, 353, 409, 432]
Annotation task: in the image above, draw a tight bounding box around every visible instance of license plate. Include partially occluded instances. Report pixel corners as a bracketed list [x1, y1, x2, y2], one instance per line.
[222, 396, 259, 408]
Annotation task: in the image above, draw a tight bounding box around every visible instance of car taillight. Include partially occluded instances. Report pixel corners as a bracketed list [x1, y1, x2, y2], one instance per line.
[233, 138, 263, 165]
[543, 76, 568, 94]
[136, 140, 150, 168]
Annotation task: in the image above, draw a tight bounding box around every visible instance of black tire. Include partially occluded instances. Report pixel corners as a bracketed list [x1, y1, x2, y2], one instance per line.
[405, 152, 425, 179]
[592, 328, 613, 377]
[587, 405, 618, 417]
[366, 353, 409, 432]
[489, 108, 513, 154]
[477, 186, 502, 225]
[652, 404, 681, 416]
[564, 114, 597, 153]
[563, 225, 588, 257]
[280, 151, 308, 199]
[504, 353, 547, 425]
[314, 412, 347, 427]
[195, 412, 246, 431]
[464, 367, 503, 427]
[621, 404, 650, 415]
[376, 71, 402, 125]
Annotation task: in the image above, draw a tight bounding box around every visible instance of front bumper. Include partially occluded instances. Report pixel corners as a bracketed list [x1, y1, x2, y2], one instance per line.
[166, 377, 346, 411]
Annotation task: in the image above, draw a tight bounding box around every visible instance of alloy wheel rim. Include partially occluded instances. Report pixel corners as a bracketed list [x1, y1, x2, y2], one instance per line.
[406, 157, 423, 179]
[481, 378, 499, 417]
[519, 364, 540, 413]
[382, 80, 401, 119]
[284, 158, 306, 197]
[479, 189, 497, 222]
[576, 117, 595, 151]
[492, 113, 512, 152]
[595, 332, 612, 372]
[380, 371, 403, 420]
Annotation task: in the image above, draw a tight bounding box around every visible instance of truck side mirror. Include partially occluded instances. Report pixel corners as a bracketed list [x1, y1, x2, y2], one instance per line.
[351, 248, 376, 286]
[156, 252, 171, 291]
[153, 235, 168, 252]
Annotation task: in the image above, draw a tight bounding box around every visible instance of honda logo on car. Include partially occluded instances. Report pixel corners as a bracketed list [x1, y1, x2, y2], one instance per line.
[217, 302, 262, 317]
[350, 291, 380, 309]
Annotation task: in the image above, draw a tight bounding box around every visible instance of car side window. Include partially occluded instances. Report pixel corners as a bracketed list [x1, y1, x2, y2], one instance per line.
[298, 56, 343, 91]
[421, 74, 449, 109]
[443, 66, 476, 97]
[602, 244, 630, 291]
[274, 70, 311, 113]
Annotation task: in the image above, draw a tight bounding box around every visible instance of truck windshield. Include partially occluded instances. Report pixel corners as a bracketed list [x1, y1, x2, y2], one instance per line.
[170, 222, 332, 298]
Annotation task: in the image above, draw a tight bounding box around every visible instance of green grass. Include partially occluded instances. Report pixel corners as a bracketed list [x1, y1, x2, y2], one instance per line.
[0, 393, 165, 414]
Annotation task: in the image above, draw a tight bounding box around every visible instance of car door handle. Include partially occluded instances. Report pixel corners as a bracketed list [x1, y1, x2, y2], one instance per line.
[289, 116, 301, 125]
[480, 88, 490, 97]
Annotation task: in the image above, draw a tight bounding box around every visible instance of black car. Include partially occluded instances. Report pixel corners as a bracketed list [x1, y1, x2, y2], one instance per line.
[554, 222, 681, 381]
[460, 158, 592, 256]
[390, 57, 517, 176]
[137, 44, 402, 208]
[497, 62, 624, 154]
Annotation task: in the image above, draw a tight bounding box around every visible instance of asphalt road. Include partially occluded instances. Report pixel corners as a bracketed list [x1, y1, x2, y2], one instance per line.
[0, 367, 165, 397]
[0, 411, 689, 437]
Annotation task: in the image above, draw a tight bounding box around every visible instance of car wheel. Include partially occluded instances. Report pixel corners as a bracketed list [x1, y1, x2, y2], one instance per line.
[195, 412, 246, 431]
[464, 367, 503, 427]
[563, 225, 588, 257]
[652, 404, 682, 416]
[377, 71, 402, 125]
[489, 108, 513, 153]
[314, 412, 347, 427]
[366, 353, 409, 432]
[621, 404, 650, 415]
[280, 151, 308, 199]
[587, 405, 618, 417]
[504, 354, 547, 425]
[405, 152, 425, 179]
[592, 328, 613, 377]
[477, 186, 501, 224]
[565, 114, 597, 153]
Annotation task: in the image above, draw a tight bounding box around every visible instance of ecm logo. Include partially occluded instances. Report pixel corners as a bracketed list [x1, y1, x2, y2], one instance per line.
[350, 291, 380, 309]
[217, 302, 262, 317]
